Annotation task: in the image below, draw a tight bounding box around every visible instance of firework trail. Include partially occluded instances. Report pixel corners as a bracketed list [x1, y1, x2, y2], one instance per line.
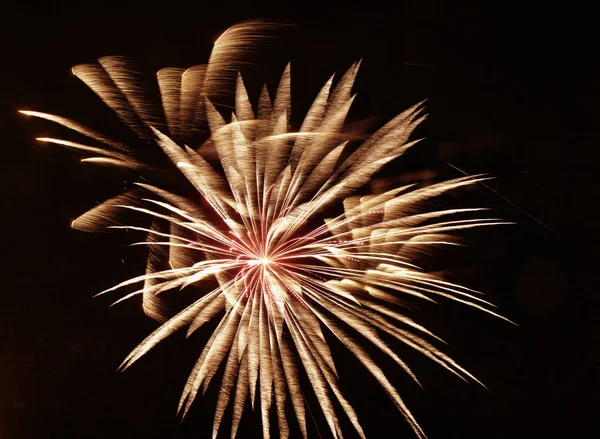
[22, 20, 511, 439]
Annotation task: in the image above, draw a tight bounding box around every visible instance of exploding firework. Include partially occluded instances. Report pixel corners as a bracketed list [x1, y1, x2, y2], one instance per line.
[22, 21, 510, 439]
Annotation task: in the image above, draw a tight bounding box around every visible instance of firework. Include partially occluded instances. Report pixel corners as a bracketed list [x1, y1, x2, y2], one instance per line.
[22, 21, 510, 439]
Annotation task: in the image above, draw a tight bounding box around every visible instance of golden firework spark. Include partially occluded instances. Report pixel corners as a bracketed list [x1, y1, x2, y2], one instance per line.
[22, 21, 511, 439]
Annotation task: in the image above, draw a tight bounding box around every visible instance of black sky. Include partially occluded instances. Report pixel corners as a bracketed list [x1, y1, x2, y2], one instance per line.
[2, 1, 599, 438]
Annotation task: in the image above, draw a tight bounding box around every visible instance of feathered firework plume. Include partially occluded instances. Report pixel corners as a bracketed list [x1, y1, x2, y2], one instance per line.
[21, 20, 510, 439]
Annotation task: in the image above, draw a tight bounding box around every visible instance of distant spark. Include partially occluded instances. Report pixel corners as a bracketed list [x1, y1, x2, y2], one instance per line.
[447, 162, 558, 235]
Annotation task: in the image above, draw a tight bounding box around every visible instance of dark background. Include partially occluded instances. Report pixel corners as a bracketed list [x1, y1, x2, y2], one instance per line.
[2, 1, 598, 438]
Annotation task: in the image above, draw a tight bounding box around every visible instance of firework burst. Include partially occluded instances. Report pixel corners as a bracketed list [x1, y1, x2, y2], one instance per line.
[22, 21, 510, 439]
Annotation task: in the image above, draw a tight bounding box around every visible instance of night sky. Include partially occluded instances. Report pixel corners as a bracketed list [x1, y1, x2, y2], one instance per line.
[2, 1, 599, 438]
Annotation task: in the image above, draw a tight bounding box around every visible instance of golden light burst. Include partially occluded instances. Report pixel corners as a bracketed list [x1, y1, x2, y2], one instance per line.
[22, 21, 511, 439]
